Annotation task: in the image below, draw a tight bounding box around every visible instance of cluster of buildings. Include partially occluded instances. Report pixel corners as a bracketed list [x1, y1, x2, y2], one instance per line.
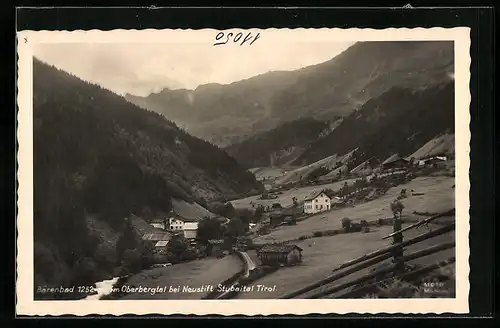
[143, 198, 228, 250]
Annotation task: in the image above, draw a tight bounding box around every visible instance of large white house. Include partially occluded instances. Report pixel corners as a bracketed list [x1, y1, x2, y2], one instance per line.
[304, 190, 331, 214]
[166, 198, 227, 240]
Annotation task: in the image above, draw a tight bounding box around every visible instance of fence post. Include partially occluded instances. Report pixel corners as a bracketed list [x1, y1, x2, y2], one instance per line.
[392, 211, 405, 275]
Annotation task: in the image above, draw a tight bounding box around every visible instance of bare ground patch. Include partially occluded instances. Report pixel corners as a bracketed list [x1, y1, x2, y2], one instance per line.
[119, 255, 243, 299]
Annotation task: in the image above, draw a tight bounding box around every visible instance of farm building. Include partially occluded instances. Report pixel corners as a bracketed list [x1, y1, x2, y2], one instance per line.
[381, 154, 409, 171]
[149, 218, 168, 230]
[142, 232, 172, 248]
[417, 155, 448, 168]
[183, 222, 198, 240]
[257, 244, 303, 267]
[304, 190, 331, 214]
[207, 239, 225, 256]
[268, 204, 302, 226]
[153, 240, 169, 253]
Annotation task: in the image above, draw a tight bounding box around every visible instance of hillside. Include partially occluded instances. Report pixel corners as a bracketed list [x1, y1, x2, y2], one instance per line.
[126, 41, 454, 146]
[408, 133, 455, 159]
[32, 58, 262, 296]
[224, 117, 334, 168]
[294, 81, 455, 169]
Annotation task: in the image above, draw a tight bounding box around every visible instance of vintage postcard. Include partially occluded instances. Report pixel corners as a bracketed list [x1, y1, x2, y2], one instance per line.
[16, 27, 470, 316]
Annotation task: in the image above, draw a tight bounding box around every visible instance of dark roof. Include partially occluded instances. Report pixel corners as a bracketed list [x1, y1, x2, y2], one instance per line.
[129, 214, 164, 236]
[304, 190, 330, 201]
[381, 154, 405, 165]
[142, 232, 172, 241]
[170, 198, 223, 222]
[258, 244, 303, 254]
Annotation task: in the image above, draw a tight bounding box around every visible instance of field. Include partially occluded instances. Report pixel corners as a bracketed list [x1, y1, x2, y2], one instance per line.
[235, 175, 456, 299]
[250, 167, 290, 180]
[119, 255, 242, 299]
[253, 176, 454, 243]
[230, 177, 358, 210]
[237, 223, 455, 299]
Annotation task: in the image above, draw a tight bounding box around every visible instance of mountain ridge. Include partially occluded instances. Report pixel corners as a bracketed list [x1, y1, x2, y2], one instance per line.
[126, 41, 454, 147]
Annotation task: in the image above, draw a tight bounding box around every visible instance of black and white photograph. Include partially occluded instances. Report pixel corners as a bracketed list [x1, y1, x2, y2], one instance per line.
[16, 27, 471, 315]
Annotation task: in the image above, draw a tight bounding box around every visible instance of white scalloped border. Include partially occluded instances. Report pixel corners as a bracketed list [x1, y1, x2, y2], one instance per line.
[16, 27, 471, 317]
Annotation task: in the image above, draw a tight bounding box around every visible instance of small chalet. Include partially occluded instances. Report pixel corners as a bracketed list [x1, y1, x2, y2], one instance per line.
[304, 190, 331, 214]
[381, 154, 409, 171]
[257, 244, 303, 267]
[417, 155, 448, 168]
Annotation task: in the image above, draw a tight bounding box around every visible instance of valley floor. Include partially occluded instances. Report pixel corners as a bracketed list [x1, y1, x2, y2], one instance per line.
[116, 176, 455, 300]
[236, 176, 455, 299]
[230, 177, 358, 209]
[253, 176, 454, 243]
[237, 224, 454, 299]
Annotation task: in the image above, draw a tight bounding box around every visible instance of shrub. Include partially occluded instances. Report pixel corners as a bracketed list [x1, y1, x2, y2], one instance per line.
[313, 231, 323, 238]
[341, 217, 352, 231]
[325, 229, 339, 236]
[360, 220, 368, 227]
[298, 235, 308, 241]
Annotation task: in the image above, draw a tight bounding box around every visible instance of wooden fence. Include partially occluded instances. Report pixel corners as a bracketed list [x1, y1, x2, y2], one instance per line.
[279, 209, 456, 299]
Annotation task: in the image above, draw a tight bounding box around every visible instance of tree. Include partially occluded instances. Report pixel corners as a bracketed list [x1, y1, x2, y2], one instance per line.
[166, 235, 188, 261]
[341, 217, 352, 232]
[224, 218, 246, 238]
[390, 200, 405, 219]
[116, 217, 139, 261]
[253, 205, 265, 222]
[197, 217, 222, 243]
[72, 257, 98, 286]
[121, 249, 142, 274]
[409, 157, 416, 167]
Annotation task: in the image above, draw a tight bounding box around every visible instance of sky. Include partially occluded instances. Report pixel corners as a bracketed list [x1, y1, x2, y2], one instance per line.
[33, 41, 354, 97]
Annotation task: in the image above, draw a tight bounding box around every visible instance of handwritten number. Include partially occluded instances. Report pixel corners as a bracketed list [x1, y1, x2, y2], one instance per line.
[213, 32, 225, 46]
[213, 32, 260, 46]
[249, 33, 260, 45]
[233, 32, 243, 43]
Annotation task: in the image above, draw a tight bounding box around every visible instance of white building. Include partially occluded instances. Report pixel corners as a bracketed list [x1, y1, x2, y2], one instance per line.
[150, 222, 165, 230]
[303, 190, 331, 214]
[168, 217, 185, 231]
[165, 198, 228, 240]
[183, 222, 199, 240]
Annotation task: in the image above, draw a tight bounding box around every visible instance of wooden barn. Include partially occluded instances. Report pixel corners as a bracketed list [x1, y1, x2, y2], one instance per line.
[207, 239, 225, 257]
[257, 244, 303, 267]
[381, 154, 409, 171]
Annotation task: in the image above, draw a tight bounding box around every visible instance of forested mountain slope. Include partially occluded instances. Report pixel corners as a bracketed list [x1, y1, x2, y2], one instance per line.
[294, 81, 455, 168]
[32, 58, 262, 296]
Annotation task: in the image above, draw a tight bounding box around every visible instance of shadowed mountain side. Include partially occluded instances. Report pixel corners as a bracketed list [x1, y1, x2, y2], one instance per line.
[33, 58, 263, 295]
[224, 118, 334, 168]
[294, 81, 455, 168]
